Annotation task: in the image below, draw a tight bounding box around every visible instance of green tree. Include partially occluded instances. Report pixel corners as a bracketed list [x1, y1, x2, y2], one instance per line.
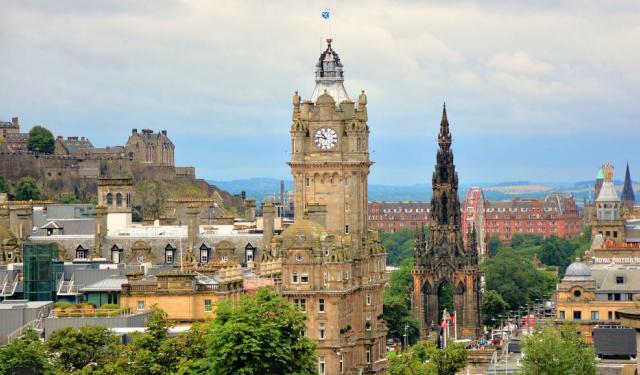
[510, 234, 544, 250]
[203, 287, 317, 375]
[59, 192, 79, 204]
[0, 173, 8, 194]
[0, 329, 53, 374]
[388, 340, 467, 375]
[384, 258, 420, 344]
[482, 248, 556, 310]
[46, 325, 120, 372]
[521, 324, 596, 375]
[482, 290, 509, 328]
[27, 125, 55, 154]
[540, 236, 577, 274]
[488, 234, 501, 257]
[16, 176, 42, 200]
[380, 227, 423, 266]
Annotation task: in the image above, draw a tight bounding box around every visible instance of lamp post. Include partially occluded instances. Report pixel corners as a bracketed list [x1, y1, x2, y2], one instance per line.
[403, 323, 409, 350]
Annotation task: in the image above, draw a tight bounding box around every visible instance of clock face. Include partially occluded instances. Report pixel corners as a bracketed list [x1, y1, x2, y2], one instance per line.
[314, 127, 338, 150]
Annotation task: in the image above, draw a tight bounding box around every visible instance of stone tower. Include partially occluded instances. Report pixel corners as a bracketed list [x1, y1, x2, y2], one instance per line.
[274, 39, 388, 374]
[412, 105, 482, 339]
[592, 163, 625, 243]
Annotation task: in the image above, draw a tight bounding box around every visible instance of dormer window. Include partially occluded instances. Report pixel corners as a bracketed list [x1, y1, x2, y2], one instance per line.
[111, 245, 122, 264]
[616, 276, 625, 284]
[165, 244, 176, 264]
[75, 245, 88, 259]
[200, 244, 210, 263]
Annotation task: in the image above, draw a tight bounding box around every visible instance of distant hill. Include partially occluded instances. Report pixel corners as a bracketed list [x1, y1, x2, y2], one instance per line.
[208, 178, 637, 204]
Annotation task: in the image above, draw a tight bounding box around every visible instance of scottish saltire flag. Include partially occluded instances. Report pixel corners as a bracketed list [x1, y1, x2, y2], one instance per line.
[322, 11, 330, 19]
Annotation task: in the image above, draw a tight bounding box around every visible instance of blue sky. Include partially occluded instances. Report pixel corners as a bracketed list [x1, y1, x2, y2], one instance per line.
[1, 1, 638, 185]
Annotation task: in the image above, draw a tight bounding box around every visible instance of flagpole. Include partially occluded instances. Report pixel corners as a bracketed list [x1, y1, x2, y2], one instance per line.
[454, 311, 458, 341]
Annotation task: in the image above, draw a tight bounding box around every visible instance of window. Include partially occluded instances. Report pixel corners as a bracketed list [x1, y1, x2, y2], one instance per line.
[137, 301, 145, 311]
[76, 246, 88, 259]
[318, 323, 325, 340]
[366, 346, 371, 364]
[293, 299, 306, 312]
[608, 311, 613, 320]
[221, 255, 229, 262]
[591, 311, 599, 320]
[319, 356, 325, 374]
[318, 298, 325, 313]
[204, 299, 213, 313]
[345, 225, 350, 234]
[111, 247, 121, 264]
[200, 245, 209, 263]
[165, 245, 175, 264]
[366, 293, 372, 305]
[292, 272, 299, 283]
[296, 254, 303, 262]
[306, 178, 310, 187]
[116, 193, 123, 207]
[573, 311, 582, 320]
[106, 193, 113, 205]
[339, 353, 344, 373]
[573, 290, 582, 298]
[300, 273, 309, 283]
[616, 276, 625, 284]
[559, 310, 565, 320]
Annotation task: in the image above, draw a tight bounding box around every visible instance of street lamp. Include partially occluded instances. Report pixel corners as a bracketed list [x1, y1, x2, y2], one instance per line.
[403, 323, 409, 350]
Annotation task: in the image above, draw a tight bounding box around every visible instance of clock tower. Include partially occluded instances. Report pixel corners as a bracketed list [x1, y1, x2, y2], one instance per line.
[290, 39, 371, 257]
[263, 39, 387, 374]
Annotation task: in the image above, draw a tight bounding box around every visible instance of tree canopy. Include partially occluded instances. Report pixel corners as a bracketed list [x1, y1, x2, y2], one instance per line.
[27, 125, 55, 154]
[384, 258, 420, 345]
[46, 325, 120, 372]
[388, 340, 468, 375]
[381, 227, 428, 266]
[15, 176, 42, 200]
[522, 324, 596, 375]
[0, 329, 53, 375]
[203, 287, 317, 375]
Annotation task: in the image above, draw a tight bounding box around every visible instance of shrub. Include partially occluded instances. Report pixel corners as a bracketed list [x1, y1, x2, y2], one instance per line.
[53, 301, 74, 310]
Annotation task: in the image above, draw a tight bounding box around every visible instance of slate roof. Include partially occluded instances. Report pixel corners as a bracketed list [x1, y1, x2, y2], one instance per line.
[5, 133, 29, 142]
[80, 276, 128, 292]
[59, 138, 94, 154]
[592, 263, 640, 292]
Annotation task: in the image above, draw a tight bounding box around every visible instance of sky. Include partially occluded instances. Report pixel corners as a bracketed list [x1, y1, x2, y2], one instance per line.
[1, 1, 639, 185]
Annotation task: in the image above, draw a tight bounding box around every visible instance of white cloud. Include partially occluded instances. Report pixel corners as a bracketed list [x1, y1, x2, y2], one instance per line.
[489, 52, 554, 76]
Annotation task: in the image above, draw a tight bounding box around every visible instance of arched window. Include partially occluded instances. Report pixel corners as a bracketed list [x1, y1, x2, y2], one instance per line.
[106, 193, 113, 205]
[165, 244, 176, 264]
[116, 193, 123, 207]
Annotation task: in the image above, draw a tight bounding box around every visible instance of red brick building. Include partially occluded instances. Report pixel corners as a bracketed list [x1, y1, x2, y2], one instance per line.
[485, 193, 582, 243]
[368, 201, 430, 232]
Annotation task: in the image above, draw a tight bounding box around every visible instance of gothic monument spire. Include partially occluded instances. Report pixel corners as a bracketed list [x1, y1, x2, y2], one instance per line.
[413, 105, 481, 339]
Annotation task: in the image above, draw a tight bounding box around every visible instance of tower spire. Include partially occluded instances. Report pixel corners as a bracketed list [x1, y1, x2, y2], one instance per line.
[622, 162, 636, 210]
[438, 102, 452, 149]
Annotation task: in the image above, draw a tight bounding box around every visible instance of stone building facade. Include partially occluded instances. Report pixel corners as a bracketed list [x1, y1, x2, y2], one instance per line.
[125, 129, 174, 166]
[485, 193, 582, 244]
[412, 106, 482, 339]
[259, 39, 388, 375]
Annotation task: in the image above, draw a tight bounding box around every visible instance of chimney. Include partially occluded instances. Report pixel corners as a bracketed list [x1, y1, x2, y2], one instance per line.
[132, 128, 137, 134]
[186, 204, 200, 255]
[161, 130, 167, 136]
[306, 203, 327, 228]
[94, 205, 108, 257]
[245, 199, 256, 222]
[11, 117, 18, 127]
[262, 198, 275, 246]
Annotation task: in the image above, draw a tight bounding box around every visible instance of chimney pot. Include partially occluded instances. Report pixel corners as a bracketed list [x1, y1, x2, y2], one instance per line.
[11, 117, 18, 127]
